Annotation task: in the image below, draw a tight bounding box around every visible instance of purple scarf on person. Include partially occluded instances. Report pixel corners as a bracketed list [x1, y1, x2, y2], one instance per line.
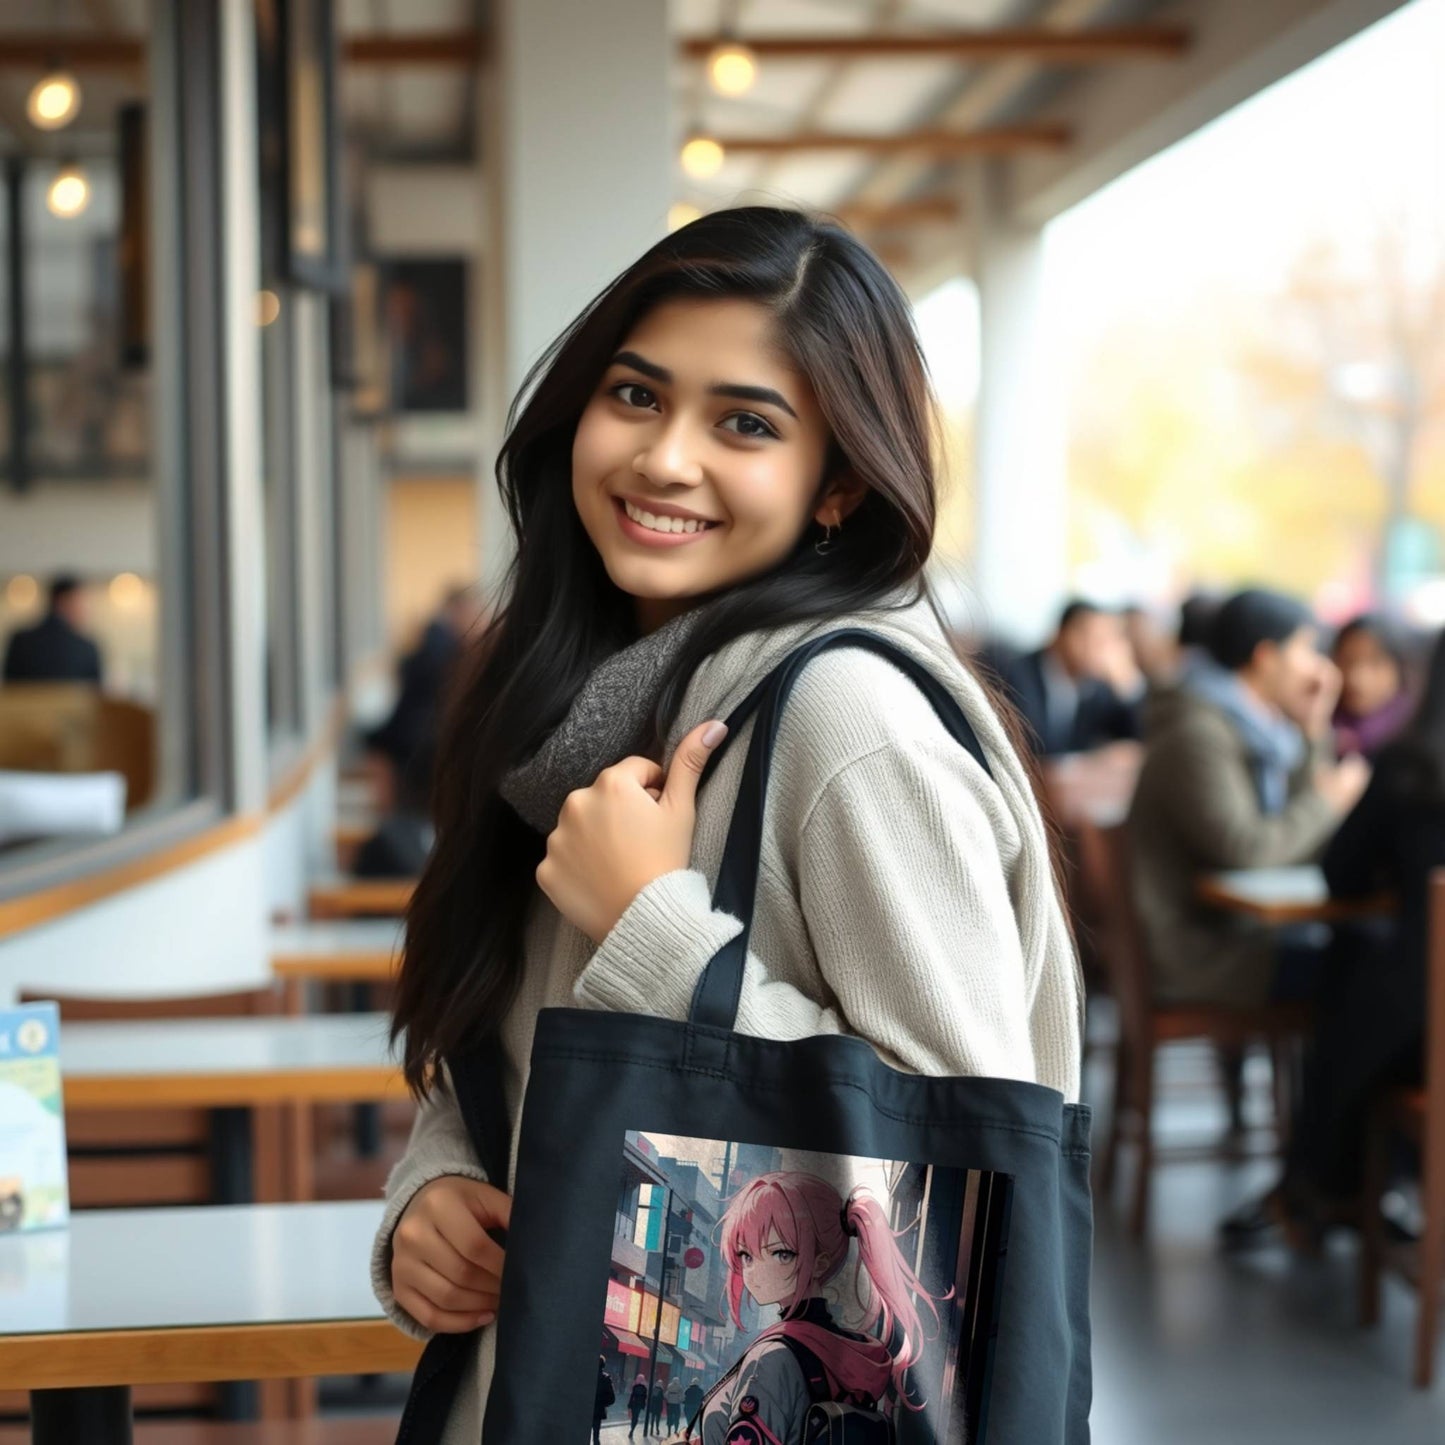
[1333, 688, 1415, 759]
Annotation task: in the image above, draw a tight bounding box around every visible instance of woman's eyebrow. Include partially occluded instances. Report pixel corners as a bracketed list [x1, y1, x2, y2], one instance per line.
[610, 349, 799, 420]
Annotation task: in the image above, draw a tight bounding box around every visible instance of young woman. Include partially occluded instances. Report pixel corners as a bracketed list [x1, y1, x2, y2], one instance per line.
[1331, 613, 1414, 759]
[629, 1373, 649, 1439]
[371, 206, 1083, 1444]
[688, 1171, 946, 1444]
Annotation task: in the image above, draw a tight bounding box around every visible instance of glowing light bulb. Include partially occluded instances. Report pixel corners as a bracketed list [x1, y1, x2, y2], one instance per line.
[680, 136, 725, 179]
[47, 164, 90, 219]
[109, 573, 145, 609]
[668, 203, 703, 232]
[707, 43, 757, 97]
[27, 70, 82, 130]
[5, 575, 39, 611]
[256, 290, 282, 327]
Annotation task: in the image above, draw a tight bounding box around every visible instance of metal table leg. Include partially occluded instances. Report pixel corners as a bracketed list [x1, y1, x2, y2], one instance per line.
[351, 982, 381, 1156]
[209, 1107, 259, 1419]
[30, 1386, 132, 1445]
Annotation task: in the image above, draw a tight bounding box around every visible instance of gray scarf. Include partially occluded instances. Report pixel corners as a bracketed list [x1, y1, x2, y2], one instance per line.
[498, 603, 720, 835]
[1184, 656, 1306, 815]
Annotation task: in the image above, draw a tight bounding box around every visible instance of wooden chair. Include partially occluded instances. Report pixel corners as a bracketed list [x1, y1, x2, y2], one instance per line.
[0, 685, 155, 811]
[1359, 869, 1445, 1387]
[1078, 821, 1310, 1236]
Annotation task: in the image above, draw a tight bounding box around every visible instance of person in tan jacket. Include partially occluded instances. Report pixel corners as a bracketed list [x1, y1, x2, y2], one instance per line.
[1127, 588, 1371, 1010]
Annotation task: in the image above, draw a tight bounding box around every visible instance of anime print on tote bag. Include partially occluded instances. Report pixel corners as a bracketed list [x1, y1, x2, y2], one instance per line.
[394, 630, 1093, 1445]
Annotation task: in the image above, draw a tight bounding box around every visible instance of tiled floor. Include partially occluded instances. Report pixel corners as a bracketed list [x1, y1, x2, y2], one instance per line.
[1088, 1039, 1445, 1443]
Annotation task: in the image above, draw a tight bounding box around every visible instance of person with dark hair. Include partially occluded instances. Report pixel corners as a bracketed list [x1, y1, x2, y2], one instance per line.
[996, 598, 1142, 756]
[1178, 590, 1223, 653]
[1127, 587, 1371, 1009]
[361, 584, 479, 814]
[368, 206, 1083, 1442]
[1331, 613, 1414, 760]
[350, 735, 437, 879]
[2, 574, 103, 684]
[1226, 630, 1445, 1248]
[1121, 604, 1177, 688]
[593, 1354, 615, 1445]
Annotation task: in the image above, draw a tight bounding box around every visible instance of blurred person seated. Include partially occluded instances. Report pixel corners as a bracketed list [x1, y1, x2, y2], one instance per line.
[1122, 604, 1180, 689]
[352, 736, 436, 879]
[1171, 589, 1224, 687]
[1331, 613, 1414, 760]
[1230, 629, 1445, 1248]
[2, 575, 102, 685]
[362, 584, 479, 813]
[996, 599, 1143, 757]
[1127, 588, 1370, 1012]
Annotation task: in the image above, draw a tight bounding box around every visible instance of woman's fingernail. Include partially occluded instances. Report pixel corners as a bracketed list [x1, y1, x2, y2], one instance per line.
[702, 721, 727, 748]
[477, 1311, 496, 1326]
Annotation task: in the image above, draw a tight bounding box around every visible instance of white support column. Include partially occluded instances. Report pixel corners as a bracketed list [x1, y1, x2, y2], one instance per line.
[478, 0, 673, 595]
[218, 0, 268, 813]
[969, 160, 1068, 648]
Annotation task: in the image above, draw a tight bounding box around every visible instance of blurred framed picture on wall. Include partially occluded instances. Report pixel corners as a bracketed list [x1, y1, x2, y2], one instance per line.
[117, 103, 149, 369]
[257, 0, 345, 292]
[381, 259, 470, 413]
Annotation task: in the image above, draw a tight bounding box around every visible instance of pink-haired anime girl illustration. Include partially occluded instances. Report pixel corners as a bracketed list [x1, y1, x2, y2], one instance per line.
[682, 1171, 946, 1445]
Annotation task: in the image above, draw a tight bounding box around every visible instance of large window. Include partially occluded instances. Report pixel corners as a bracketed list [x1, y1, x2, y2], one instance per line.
[1046, 0, 1445, 626]
[0, 4, 230, 878]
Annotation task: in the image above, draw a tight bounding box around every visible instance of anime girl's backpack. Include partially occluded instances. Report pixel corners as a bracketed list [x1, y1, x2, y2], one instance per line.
[778, 1336, 894, 1445]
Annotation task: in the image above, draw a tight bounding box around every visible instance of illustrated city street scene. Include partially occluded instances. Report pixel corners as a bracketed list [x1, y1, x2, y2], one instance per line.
[590, 1132, 1013, 1443]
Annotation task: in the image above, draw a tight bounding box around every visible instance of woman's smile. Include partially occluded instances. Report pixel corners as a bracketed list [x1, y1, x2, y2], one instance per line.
[612, 495, 722, 547]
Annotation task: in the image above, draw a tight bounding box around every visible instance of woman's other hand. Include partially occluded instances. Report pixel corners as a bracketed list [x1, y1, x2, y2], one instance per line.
[391, 1175, 511, 1333]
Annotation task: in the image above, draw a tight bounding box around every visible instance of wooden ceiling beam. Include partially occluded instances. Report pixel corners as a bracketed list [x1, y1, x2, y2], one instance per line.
[715, 126, 1069, 158]
[0, 38, 142, 71]
[0, 33, 487, 71]
[343, 34, 485, 66]
[683, 27, 1190, 64]
[834, 197, 961, 226]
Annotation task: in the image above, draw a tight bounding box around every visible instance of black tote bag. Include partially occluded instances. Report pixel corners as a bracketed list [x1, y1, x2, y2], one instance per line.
[398, 629, 1092, 1445]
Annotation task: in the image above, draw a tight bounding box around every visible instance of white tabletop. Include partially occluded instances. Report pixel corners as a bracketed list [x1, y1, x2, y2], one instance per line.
[1205, 866, 1329, 908]
[0, 1201, 386, 1335]
[58, 1011, 397, 1079]
[270, 919, 403, 958]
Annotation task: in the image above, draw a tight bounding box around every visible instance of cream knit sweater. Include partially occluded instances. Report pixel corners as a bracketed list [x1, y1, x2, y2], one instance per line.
[371, 592, 1083, 1444]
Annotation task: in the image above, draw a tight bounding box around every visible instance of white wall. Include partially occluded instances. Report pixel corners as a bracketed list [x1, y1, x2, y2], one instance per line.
[0, 839, 270, 1007]
[0, 483, 155, 575]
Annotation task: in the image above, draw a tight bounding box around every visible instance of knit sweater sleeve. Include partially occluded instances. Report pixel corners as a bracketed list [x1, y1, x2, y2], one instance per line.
[572, 734, 1039, 1088]
[369, 1069, 489, 1339]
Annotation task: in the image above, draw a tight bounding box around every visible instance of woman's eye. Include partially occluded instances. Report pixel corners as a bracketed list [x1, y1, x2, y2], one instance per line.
[611, 381, 659, 410]
[720, 412, 776, 439]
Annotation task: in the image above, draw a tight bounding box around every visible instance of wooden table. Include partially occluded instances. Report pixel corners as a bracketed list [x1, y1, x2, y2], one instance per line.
[1198, 865, 1395, 925]
[271, 920, 403, 1011]
[0, 1201, 422, 1445]
[306, 876, 416, 919]
[1041, 742, 1142, 831]
[59, 1013, 406, 1202]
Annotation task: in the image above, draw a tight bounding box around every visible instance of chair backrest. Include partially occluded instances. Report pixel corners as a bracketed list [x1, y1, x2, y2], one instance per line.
[1427, 872, 1445, 1187]
[1075, 820, 1157, 1057]
[0, 683, 98, 772]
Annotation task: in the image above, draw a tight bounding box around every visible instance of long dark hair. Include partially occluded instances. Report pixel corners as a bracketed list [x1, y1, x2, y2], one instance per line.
[393, 207, 945, 1091]
[1390, 629, 1445, 808]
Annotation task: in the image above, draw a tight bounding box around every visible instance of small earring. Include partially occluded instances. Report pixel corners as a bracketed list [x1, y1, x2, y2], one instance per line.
[814, 519, 840, 556]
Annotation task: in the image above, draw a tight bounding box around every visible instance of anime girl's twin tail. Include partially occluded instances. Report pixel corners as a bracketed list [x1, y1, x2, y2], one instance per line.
[841, 1184, 949, 1402]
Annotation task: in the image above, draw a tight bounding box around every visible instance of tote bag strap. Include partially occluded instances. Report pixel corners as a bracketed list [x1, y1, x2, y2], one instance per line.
[688, 628, 994, 1035]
